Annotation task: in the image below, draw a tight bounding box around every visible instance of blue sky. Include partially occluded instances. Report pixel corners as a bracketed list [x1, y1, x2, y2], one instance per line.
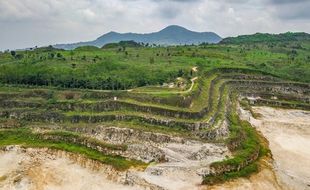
[0, 0, 309, 50]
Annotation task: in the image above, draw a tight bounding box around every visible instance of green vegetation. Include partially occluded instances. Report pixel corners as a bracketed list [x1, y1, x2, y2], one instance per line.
[0, 33, 309, 185]
[1, 33, 309, 91]
[221, 32, 310, 44]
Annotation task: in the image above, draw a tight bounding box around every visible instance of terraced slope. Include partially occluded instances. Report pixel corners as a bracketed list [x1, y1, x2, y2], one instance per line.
[0, 67, 309, 186]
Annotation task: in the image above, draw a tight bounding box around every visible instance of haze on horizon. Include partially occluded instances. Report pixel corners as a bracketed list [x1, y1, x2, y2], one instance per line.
[0, 0, 309, 50]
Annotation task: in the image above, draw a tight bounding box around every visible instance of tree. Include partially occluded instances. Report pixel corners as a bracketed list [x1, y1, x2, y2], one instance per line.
[56, 53, 63, 58]
[178, 69, 184, 77]
[10, 51, 16, 57]
[49, 53, 55, 59]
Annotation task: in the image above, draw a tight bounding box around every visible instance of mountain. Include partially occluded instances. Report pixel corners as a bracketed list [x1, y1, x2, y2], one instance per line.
[53, 25, 222, 50]
[220, 32, 310, 44]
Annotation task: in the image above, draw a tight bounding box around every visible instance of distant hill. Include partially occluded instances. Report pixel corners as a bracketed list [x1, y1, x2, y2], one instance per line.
[54, 25, 222, 50]
[220, 32, 310, 44]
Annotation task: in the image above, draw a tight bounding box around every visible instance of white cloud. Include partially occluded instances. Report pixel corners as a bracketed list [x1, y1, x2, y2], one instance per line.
[0, 0, 309, 50]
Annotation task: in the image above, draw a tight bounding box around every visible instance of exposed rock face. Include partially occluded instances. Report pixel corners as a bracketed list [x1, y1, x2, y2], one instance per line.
[195, 120, 230, 140]
[189, 145, 228, 160]
[68, 126, 185, 162]
[88, 126, 184, 145]
[125, 144, 166, 163]
[73, 126, 229, 163]
[31, 124, 230, 165]
[0, 134, 229, 190]
[0, 146, 162, 190]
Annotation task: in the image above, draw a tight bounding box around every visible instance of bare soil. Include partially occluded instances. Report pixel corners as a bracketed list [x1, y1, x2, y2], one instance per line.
[0, 147, 143, 190]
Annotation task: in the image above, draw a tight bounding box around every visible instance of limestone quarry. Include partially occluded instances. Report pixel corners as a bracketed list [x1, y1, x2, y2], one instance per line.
[0, 68, 309, 190]
[1, 105, 310, 190]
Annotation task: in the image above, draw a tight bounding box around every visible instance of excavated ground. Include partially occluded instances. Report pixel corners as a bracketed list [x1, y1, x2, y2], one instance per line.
[0, 127, 229, 190]
[208, 106, 310, 190]
[0, 69, 309, 190]
[2, 106, 309, 190]
[0, 146, 149, 190]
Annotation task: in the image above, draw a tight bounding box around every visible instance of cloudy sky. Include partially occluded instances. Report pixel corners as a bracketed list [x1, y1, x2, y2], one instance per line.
[0, 0, 309, 50]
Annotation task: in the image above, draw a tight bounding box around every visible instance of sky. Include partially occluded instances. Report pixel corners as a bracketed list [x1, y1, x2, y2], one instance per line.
[0, 0, 310, 50]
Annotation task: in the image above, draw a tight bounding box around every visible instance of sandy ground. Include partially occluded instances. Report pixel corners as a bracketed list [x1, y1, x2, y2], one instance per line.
[251, 107, 310, 190]
[210, 106, 310, 190]
[0, 147, 143, 190]
[0, 141, 228, 190]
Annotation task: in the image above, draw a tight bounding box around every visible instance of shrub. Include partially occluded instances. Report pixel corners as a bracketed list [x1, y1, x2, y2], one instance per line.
[64, 92, 75, 100]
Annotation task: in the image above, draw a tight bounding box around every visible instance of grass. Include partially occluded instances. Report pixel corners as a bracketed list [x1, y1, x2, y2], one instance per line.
[1, 38, 310, 91]
[203, 163, 259, 185]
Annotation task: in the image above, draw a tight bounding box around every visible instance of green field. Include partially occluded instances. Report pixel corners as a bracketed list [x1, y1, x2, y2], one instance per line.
[1, 34, 310, 90]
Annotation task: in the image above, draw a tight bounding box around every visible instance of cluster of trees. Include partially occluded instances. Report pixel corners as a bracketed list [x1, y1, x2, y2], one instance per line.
[0, 59, 186, 90]
[221, 32, 310, 44]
